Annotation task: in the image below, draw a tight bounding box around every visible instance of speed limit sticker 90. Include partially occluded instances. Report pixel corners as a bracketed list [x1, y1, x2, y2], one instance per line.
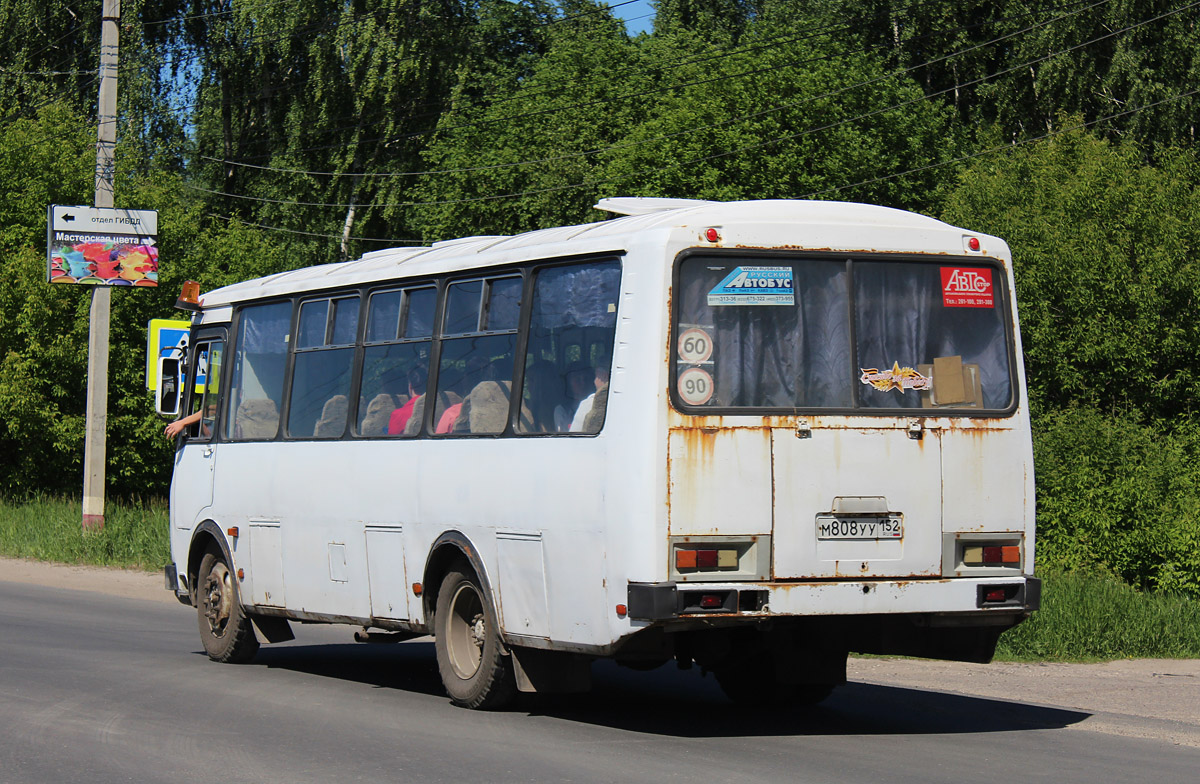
[677, 327, 713, 363]
[677, 367, 714, 405]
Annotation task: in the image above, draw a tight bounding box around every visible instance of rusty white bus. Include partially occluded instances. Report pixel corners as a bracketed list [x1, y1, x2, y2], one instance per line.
[159, 197, 1038, 709]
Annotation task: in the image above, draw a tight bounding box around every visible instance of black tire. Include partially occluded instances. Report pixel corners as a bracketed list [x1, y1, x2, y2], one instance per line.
[434, 568, 516, 710]
[197, 549, 259, 664]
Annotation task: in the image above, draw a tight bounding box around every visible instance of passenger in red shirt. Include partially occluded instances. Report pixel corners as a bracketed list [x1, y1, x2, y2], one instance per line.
[387, 367, 427, 435]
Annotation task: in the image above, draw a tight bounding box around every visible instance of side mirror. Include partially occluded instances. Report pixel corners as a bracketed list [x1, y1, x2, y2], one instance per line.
[156, 356, 182, 418]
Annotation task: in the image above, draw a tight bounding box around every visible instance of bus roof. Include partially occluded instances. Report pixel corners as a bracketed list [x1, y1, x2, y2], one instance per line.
[198, 198, 962, 307]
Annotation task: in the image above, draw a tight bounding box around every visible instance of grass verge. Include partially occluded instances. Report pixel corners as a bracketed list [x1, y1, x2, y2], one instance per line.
[0, 495, 169, 571]
[996, 568, 1200, 661]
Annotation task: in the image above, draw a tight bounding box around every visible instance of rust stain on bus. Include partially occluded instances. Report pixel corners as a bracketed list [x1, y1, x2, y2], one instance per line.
[732, 244, 986, 259]
[676, 425, 719, 466]
[668, 408, 1016, 433]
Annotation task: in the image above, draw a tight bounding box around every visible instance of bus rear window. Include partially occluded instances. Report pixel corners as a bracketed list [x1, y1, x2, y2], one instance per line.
[674, 256, 1013, 413]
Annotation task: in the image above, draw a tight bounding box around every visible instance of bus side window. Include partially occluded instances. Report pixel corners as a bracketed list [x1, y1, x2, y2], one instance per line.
[518, 260, 621, 434]
[286, 296, 359, 439]
[226, 301, 291, 441]
[358, 286, 434, 437]
[433, 277, 520, 435]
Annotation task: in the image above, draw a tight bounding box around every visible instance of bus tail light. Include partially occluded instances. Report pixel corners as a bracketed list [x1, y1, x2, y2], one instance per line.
[977, 583, 1023, 607]
[963, 545, 1020, 566]
[675, 547, 737, 571]
[669, 536, 771, 582]
[679, 590, 735, 613]
[949, 534, 1024, 575]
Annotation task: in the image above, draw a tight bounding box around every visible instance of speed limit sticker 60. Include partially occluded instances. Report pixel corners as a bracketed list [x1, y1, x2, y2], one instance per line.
[677, 327, 713, 363]
[677, 367, 714, 405]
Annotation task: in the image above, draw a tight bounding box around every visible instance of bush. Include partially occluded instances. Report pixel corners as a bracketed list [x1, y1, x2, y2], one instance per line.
[1033, 407, 1200, 596]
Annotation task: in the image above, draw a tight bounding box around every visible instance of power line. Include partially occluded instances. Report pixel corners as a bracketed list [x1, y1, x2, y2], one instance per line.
[184, 0, 1144, 207]
[144, 0, 668, 152]
[410, 0, 1200, 208]
[0, 21, 86, 69]
[806, 88, 1200, 199]
[166, 0, 1005, 162]
[159, 0, 1002, 165]
[653, 0, 1197, 182]
[185, 0, 914, 163]
[0, 68, 96, 78]
[204, 86, 1198, 245]
[193, 0, 1108, 176]
[204, 213, 423, 244]
[0, 78, 101, 127]
[141, 0, 305, 29]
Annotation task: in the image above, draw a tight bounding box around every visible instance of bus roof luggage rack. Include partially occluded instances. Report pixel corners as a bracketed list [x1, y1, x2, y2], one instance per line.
[594, 197, 718, 216]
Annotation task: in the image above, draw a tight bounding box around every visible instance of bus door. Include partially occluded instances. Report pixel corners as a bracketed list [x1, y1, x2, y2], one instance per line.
[170, 329, 226, 529]
[770, 420, 943, 579]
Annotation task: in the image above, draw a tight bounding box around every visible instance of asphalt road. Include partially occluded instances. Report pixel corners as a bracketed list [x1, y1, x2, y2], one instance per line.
[2, 579, 1198, 784]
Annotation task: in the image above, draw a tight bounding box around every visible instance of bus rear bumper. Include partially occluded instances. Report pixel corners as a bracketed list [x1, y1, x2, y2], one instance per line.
[627, 576, 1041, 621]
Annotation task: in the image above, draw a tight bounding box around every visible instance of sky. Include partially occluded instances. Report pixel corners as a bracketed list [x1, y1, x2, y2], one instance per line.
[611, 0, 656, 36]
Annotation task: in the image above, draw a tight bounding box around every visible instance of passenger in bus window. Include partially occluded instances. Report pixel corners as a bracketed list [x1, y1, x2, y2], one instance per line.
[164, 409, 202, 439]
[387, 367, 426, 435]
[522, 361, 564, 433]
[436, 400, 463, 434]
[450, 356, 512, 434]
[555, 361, 593, 432]
[570, 364, 611, 432]
[164, 403, 216, 440]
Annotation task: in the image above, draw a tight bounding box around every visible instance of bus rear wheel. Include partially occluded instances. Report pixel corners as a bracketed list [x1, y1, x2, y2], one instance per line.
[434, 568, 516, 710]
[197, 549, 259, 663]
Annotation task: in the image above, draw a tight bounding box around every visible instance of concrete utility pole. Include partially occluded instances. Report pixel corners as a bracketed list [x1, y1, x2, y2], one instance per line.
[83, 0, 120, 531]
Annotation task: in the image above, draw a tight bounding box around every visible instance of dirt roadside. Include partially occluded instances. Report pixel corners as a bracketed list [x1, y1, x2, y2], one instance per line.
[2, 555, 1197, 746]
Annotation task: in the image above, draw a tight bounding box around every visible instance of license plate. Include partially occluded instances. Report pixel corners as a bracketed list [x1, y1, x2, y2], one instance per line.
[816, 515, 903, 540]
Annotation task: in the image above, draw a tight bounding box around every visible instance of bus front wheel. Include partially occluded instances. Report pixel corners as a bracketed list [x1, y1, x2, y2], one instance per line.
[434, 568, 516, 710]
[196, 549, 259, 663]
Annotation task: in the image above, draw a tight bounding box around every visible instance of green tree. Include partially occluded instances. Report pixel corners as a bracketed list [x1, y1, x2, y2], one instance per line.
[793, 0, 1200, 150]
[1033, 407, 1200, 596]
[412, 8, 957, 237]
[942, 127, 1200, 421]
[0, 101, 302, 498]
[653, 0, 760, 43]
[605, 20, 956, 211]
[179, 0, 521, 261]
[0, 0, 103, 117]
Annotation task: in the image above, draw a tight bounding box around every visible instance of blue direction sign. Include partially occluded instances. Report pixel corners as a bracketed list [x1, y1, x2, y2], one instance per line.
[146, 318, 192, 391]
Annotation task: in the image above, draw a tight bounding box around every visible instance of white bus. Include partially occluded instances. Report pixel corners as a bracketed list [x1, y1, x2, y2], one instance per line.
[161, 197, 1039, 709]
